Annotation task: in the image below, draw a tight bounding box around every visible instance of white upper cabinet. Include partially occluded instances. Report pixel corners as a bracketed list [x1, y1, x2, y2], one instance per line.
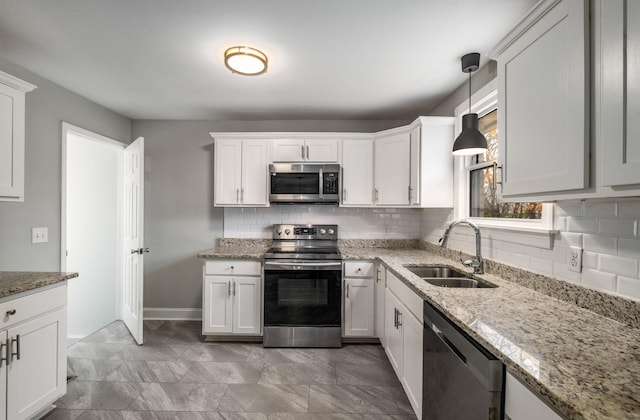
[600, 0, 640, 187]
[374, 131, 411, 206]
[410, 117, 455, 208]
[0, 71, 36, 202]
[493, 0, 589, 199]
[213, 137, 269, 207]
[272, 138, 338, 162]
[341, 139, 374, 206]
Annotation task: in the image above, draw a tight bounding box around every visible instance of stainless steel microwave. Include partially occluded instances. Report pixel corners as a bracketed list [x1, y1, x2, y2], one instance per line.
[269, 163, 341, 204]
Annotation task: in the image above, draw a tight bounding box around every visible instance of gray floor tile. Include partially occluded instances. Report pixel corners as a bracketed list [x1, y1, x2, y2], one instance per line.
[315, 346, 388, 365]
[128, 382, 228, 411]
[179, 343, 254, 362]
[362, 415, 417, 420]
[173, 413, 269, 420]
[335, 363, 400, 386]
[181, 361, 264, 384]
[248, 347, 316, 364]
[105, 359, 194, 382]
[111, 344, 189, 361]
[81, 321, 137, 344]
[55, 381, 148, 410]
[308, 385, 414, 415]
[67, 342, 129, 359]
[217, 384, 310, 412]
[259, 363, 336, 385]
[41, 409, 85, 419]
[67, 358, 124, 381]
[268, 414, 364, 420]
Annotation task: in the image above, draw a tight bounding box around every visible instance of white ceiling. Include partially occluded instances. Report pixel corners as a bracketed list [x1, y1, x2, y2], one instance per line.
[0, 0, 536, 120]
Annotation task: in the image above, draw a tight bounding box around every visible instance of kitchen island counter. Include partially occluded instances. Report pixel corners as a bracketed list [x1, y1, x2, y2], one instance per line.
[0, 271, 78, 300]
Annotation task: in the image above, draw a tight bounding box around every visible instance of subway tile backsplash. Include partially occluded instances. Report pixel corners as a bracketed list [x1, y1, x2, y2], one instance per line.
[224, 206, 422, 239]
[223, 198, 640, 302]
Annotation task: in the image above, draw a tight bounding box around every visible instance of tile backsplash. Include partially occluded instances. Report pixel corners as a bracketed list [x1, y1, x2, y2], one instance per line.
[224, 206, 422, 239]
[420, 199, 640, 301]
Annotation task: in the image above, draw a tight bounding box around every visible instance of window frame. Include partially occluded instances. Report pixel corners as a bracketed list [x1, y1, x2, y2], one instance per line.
[453, 78, 555, 234]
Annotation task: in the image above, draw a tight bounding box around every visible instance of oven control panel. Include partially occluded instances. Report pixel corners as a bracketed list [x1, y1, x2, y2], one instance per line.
[272, 224, 338, 240]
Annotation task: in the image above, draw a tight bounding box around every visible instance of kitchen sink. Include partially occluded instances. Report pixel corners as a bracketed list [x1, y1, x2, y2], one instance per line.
[423, 278, 496, 288]
[403, 265, 471, 278]
[403, 265, 498, 288]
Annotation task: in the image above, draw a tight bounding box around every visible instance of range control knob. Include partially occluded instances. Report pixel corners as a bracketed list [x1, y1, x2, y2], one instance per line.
[320, 229, 326, 235]
[276, 229, 282, 235]
[328, 229, 335, 235]
[284, 229, 291, 235]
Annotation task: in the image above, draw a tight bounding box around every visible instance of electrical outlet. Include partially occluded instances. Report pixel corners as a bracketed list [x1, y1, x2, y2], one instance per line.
[32, 227, 48, 244]
[567, 246, 583, 273]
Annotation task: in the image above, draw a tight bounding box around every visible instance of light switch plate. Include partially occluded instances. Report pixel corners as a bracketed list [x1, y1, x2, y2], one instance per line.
[567, 246, 583, 273]
[32, 227, 48, 244]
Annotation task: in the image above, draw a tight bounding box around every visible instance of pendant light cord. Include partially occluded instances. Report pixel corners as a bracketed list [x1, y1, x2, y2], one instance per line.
[468, 71, 472, 113]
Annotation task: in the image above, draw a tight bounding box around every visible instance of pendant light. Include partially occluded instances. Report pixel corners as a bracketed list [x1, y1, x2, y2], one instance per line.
[452, 52, 488, 156]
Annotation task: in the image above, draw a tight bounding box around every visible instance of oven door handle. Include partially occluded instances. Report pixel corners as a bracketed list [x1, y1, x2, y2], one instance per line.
[264, 261, 342, 270]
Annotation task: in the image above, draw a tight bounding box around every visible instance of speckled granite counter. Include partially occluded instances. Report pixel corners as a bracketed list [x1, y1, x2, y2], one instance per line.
[0, 271, 78, 299]
[198, 243, 640, 419]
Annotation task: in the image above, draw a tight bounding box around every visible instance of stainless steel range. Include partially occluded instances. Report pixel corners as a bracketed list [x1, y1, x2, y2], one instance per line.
[263, 224, 342, 348]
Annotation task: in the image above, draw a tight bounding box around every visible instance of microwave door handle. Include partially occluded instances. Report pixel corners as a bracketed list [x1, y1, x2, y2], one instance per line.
[319, 168, 323, 200]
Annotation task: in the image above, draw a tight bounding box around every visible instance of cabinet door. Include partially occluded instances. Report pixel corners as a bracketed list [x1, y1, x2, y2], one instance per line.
[497, 0, 589, 197]
[374, 266, 386, 345]
[232, 276, 261, 335]
[409, 126, 421, 206]
[305, 139, 338, 162]
[374, 132, 410, 206]
[344, 277, 374, 337]
[214, 139, 242, 205]
[505, 372, 562, 420]
[601, 0, 640, 187]
[0, 83, 25, 202]
[241, 140, 269, 205]
[341, 139, 374, 206]
[203, 276, 233, 334]
[272, 139, 305, 162]
[416, 118, 455, 208]
[384, 289, 403, 375]
[7, 307, 66, 420]
[401, 311, 423, 419]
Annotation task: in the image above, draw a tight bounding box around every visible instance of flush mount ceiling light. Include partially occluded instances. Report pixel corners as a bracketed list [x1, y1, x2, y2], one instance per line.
[224, 46, 268, 76]
[452, 52, 488, 156]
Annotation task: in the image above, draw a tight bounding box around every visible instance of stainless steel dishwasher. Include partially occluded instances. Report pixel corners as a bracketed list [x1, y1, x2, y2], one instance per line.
[423, 302, 504, 420]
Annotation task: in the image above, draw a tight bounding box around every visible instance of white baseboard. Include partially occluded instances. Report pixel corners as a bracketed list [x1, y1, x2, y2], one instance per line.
[143, 307, 202, 321]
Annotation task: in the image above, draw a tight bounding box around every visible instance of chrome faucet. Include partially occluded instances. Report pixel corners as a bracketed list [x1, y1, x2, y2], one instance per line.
[439, 219, 484, 274]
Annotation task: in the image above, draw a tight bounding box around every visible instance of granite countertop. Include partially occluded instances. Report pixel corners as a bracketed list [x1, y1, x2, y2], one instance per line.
[0, 271, 78, 299]
[199, 244, 640, 419]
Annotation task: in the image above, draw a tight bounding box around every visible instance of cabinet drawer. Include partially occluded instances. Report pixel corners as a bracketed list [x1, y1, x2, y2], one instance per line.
[0, 284, 66, 329]
[344, 261, 375, 278]
[387, 271, 422, 321]
[205, 260, 261, 276]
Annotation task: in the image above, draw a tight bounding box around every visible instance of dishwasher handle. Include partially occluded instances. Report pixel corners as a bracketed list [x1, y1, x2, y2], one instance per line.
[431, 323, 467, 366]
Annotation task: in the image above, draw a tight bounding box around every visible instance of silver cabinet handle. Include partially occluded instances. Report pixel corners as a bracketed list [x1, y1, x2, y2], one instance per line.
[240, 188, 244, 203]
[345, 283, 350, 298]
[301, 145, 305, 160]
[343, 188, 347, 203]
[306, 145, 310, 160]
[6, 309, 16, 317]
[131, 248, 149, 254]
[408, 186, 413, 202]
[232, 280, 236, 296]
[10, 334, 20, 361]
[393, 308, 398, 328]
[396, 310, 402, 328]
[493, 162, 503, 192]
[228, 280, 232, 297]
[373, 188, 379, 203]
[236, 188, 240, 203]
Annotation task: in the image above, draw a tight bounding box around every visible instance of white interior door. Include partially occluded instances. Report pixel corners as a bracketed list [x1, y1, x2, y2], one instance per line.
[123, 137, 144, 344]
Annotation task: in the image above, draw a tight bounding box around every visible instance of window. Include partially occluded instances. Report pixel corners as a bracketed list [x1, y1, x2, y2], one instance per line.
[453, 79, 553, 234]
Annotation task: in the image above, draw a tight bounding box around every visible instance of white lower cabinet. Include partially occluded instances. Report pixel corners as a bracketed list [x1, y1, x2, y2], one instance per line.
[343, 261, 375, 337]
[0, 284, 67, 420]
[384, 271, 423, 419]
[202, 260, 261, 335]
[505, 371, 562, 420]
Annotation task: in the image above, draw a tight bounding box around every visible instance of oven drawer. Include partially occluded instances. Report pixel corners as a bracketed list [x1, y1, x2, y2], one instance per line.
[204, 260, 261, 276]
[344, 261, 375, 278]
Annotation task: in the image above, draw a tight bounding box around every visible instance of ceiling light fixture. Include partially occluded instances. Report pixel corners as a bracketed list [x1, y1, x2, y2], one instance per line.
[452, 52, 488, 156]
[224, 46, 268, 76]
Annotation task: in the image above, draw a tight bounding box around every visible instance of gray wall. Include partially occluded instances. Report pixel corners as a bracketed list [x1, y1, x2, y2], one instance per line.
[0, 57, 131, 271]
[428, 61, 497, 116]
[133, 119, 409, 310]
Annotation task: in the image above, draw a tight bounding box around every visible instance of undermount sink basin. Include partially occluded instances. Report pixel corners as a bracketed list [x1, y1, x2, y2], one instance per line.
[403, 265, 498, 288]
[404, 265, 471, 278]
[423, 277, 496, 288]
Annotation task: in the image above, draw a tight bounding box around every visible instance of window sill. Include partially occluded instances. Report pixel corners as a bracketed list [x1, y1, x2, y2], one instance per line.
[447, 220, 558, 249]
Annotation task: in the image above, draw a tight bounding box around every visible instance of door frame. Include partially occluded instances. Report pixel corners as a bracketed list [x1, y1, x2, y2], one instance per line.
[60, 122, 127, 328]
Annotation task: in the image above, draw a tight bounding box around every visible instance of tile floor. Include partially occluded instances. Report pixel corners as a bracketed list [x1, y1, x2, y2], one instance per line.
[44, 321, 416, 420]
